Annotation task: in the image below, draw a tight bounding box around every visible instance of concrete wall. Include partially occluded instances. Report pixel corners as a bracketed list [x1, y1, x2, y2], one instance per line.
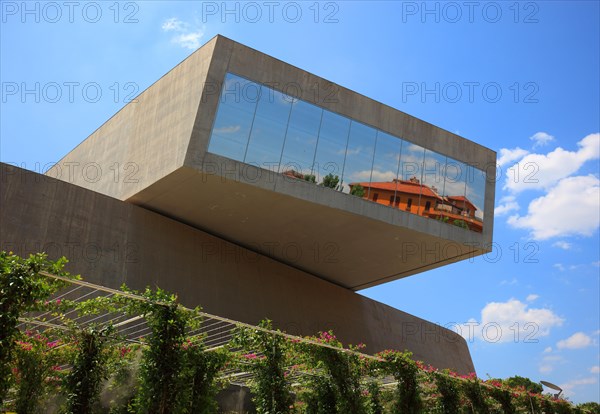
[45, 37, 218, 201]
[1, 163, 475, 374]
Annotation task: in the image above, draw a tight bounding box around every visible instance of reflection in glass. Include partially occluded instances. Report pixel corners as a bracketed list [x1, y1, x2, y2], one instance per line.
[342, 121, 377, 194]
[244, 86, 293, 170]
[367, 132, 402, 206]
[312, 110, 351, 189]
[280, 99, 323, 177]
[466, 165, 486, 228]
[208, 73, 259, 162]
[397, 143, 425, 213]
[441, 157, 474, 230]
[419, 150, 447, 215]
[206, 72, 485, 232]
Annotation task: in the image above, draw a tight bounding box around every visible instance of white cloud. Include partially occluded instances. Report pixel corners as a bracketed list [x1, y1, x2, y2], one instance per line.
[341, 147, 362, 156]
[349, 169, 372, 182]
[526, 294, 539, 302]
[539, 353, 564, 374]
[479, 299, 563, 340]
[530, 131, 555, 148]
[507, 174, 600, 240]
[370, 169, 400, 182]
[560, 377, 598, 398]
[172, 31, 204, 50]
[406, 144, 425, 154]
[455, 299, 563, 343]
[498, 147, 529, 167]
[162, 17, 185, 32]
[552, 241, 572, 250]
[348, 169, 401, 183]
[557, 332, 593, 350]
[554, 263, 565, 272]
[161, 18, 204, 50]
[495, 195, 520, 216]
[590, 366, 600, 374]
[504, 133, 599, 194]
[214, 125, 241, 134]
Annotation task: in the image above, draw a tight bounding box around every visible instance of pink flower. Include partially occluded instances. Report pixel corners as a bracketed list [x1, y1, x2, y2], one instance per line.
[47, 340, 59, 348]
[16, 341, 32, 351]
[319, 331, 337, 343]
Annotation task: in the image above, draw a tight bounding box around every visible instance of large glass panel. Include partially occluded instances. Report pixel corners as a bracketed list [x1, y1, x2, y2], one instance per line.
[398, 142, 425, 181]
[312, 110, 350, 190]
[279, 99, 323, 178]
[369, 131, 402, 207]
[244, 85, 293, 171]
[342, 121, 377, 194]
[208, 72, 482, 232]
[208, 73, 259, 162]
[466, 165, 486, 232]
[419, 150, 447, 216]
[397, 143, 425, 213]
[443, 157, 469, 229]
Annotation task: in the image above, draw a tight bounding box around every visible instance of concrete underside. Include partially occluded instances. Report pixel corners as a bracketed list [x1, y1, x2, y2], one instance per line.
[129, 161, 486, 291]
[1, 164, 475, 374]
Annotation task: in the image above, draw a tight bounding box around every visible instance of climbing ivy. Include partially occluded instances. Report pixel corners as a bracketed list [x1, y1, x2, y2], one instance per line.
[0, 251, 76, 405]
[297, 331, 367, 414]
[462, 374, 491, 414]
[231, 319, 294, 414]
[178, 337, 229, 414]
[433, 369, 461, 414]
[376, 350, 422, 414]
[64, 326, 116, 414]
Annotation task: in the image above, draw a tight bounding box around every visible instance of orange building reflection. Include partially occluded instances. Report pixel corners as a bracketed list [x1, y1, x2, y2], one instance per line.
[350, 177, 483, 233]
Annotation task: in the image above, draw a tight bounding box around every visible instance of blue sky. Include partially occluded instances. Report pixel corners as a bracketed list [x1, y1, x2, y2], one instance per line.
[1, 0, 599, 404]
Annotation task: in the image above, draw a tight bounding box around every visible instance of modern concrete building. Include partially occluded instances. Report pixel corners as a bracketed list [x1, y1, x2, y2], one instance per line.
[1, 35, 496, 375]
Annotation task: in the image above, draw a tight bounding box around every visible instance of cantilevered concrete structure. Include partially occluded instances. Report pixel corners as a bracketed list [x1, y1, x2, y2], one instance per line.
[1, 35, 496, 374]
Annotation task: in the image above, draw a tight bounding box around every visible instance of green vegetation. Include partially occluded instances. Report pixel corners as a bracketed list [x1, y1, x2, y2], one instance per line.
[304, 174, 316, 183]
[2, 251, 599, 413]
[452, 219, 469, 229]
[321, 173, 340, 189]
[350, 184, 366, 197]
[504, 375, 544, 394]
